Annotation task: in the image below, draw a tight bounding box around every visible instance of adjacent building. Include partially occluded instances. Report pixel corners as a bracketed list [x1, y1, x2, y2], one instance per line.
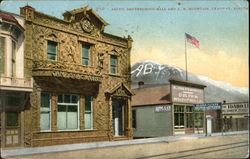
[132, 79, 206, 138]
[222, 102, 249, 118]
[1, 5, 133, 148]
[0, 10, 33, 147]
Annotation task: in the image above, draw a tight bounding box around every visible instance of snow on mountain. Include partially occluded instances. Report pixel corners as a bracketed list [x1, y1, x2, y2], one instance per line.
[131, 61, 249, 103]
[197, 75, 249, 94]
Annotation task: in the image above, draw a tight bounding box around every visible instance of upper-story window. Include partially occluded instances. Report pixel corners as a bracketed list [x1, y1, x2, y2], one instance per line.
[110, 55, 118, 74]
[0, 37, 5, 74]
[82, 44, 90, 66]
[11, 40, 16, 77]
[47, 41, 57, 60]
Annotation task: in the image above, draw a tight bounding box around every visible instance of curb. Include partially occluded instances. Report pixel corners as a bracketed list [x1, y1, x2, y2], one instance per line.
[2, 130, 249, 158]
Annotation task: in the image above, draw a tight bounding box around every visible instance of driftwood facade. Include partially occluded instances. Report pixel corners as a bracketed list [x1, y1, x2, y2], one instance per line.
[20, 6, 133, 147]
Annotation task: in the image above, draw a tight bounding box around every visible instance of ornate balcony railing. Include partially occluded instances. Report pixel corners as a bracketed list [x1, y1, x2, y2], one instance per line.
[32, 60, 102, 82]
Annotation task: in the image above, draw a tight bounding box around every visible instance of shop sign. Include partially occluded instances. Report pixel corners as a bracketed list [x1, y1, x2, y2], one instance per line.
[155, 105, 171, 112]
[222, 102, 249, 114]
[171, 85, 204, 104]
[195, 103, 221, 110]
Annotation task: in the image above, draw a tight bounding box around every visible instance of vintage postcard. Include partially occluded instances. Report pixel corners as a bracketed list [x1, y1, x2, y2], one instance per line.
[0, 0, 249, 158]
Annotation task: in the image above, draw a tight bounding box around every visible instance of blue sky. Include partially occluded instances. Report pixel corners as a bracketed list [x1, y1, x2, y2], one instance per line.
[1, 0, 249, 87]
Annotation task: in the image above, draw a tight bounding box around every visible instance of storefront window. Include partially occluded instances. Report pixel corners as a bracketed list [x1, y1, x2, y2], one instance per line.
[40, 92, 51, 131]
[174, 105, 197, 130]
[174, 105, 185, 129]
[186, 106, 194, 112]
[84, 96, 93, 130]
[57, 94, 79, 130]
[195, 110, 204, 128]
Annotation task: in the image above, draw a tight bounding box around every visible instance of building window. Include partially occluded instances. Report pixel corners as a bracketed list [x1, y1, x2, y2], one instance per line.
[57, 94, 79, 130]
[40, 92, 51, 131]
[82, 44, 90, 66]
[132, 109, 137, 129]
[11, 40, 16, 77]
[0, 37, 5, 74]
[195, 110, 204, 128]
[85, 96, 93, 130]
[6, 92, 23, 108]
[186, 106, 194, 112]
[6, 112, 19, 127]
[174, 105, 185, 129]
[47, 41, 57, 60]
[110, 55, 118, 74]
[185, 105, 194, 129]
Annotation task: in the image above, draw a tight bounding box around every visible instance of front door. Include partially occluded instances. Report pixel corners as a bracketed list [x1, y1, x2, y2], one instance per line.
[112, 99, 127, 136]
[5, 112, 20, 147]
[185, 113, 194, 134]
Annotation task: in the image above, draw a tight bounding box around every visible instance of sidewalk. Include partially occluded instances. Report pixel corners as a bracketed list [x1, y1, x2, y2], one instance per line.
[2, 130, 249, 158]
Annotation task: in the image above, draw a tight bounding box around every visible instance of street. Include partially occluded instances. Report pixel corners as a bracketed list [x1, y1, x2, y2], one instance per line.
[5, 134, 248, 159]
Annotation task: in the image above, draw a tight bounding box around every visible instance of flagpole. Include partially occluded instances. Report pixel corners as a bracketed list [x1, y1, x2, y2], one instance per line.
[185, 33, 188, 81]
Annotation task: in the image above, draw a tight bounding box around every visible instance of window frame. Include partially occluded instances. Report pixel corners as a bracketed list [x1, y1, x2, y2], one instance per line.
[40, 92, 51, 132]
[11, 40, 17, 77]
[174, 105, 185, 129]
[81, 44, 91, 66]
[84, 96, 93, 130]
[110, 55, 118, 75]
[57, 94, 80, 131]
[6, 112, 19, 127]
[0, 36, 6, 74]
[47, 40, 57, 61]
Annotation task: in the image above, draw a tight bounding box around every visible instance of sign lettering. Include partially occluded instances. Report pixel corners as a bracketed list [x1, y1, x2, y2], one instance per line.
[155, 105, 171, 112]
[195, 103, 221, 110]
[171, 84, 204, 104]
[222, 102, 249, 114]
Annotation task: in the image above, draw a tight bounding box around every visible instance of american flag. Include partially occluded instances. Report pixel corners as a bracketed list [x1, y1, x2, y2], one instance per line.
[185, 33, 199, 48]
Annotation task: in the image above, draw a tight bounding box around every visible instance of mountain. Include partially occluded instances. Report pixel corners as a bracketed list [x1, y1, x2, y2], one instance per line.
[131, 61, 249, 103]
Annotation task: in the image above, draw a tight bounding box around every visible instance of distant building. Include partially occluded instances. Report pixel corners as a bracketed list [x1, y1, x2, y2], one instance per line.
[132, 79, 206, 138]
[0, 10, 33, 147]
[1, 5, 133, 148]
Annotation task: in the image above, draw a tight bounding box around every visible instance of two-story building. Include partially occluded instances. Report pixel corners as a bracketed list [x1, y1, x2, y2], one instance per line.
[19, 6, 133, 147]
[0, 10, 33, 147]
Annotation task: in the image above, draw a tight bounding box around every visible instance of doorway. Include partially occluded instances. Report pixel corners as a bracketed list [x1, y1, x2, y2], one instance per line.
[112, 99, 127, 136]
[5, 112, 20, 147]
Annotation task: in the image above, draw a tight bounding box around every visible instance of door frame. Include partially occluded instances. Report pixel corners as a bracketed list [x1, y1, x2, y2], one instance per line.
[112, 97, 128, 137]
[5, 111, 21, 147]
